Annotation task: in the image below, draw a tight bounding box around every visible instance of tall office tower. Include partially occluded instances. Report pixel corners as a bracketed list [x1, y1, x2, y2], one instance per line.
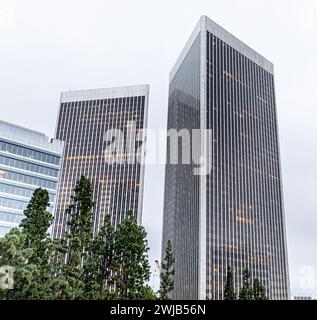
[0, 120, 63, 237]
[162, 16, 289, 300]
[53, 85, 149, 238]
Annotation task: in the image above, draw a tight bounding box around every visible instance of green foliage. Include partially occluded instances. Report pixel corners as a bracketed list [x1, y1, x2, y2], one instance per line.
[2, 182, 271, 301]
[61, 176, 95, 299]
[0, 178, 153, 300]
[139, 285, 157, 300]
[20, 188, 55, 299]
[239, 268, 253, 300]
[83, 215, 116, 299]
[223, 267, 269, 301]
[20, 188, 52, 252]
[253, 278, 267, 300]
[160, 240, 175, 300]
[0, 229, 36, 299]
[113, 211, 151, 299]
[224, 267, 236, 300]
[0, 189, 56, 299]
[65, 176, 94, 267]
[49, 237, 74, 299]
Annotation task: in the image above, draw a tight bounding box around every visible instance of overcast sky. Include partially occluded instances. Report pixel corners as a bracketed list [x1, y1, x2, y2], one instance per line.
[1, 0, 316, 296]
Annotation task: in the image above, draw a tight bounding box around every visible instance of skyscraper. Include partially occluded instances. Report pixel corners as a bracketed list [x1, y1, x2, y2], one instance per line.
[0, 120, 63, 237]
[162, 16, 289, 300]
[53, 85, 149, 238]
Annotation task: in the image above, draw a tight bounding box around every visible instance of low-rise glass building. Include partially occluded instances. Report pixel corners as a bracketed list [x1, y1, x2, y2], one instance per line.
[0, 120, 64, 237]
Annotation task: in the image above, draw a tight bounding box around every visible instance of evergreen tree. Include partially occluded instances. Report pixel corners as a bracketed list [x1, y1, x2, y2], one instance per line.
[49, 237, 72, 299]
[239, 268, 253, 300]
[253, 278, 267, 300]
[139, 285, 157, 300]
[60, 176, 95, 299]
[83, 215, 116, 299]
[0, 229, 36, 299]
[20, 188, 52, 252]
[20, 188, 54, 299]
[113, 211, 150, 299]
[224, 267, 236, 300]
[0, 177, 159, 301]
[159, 240, 175, 300]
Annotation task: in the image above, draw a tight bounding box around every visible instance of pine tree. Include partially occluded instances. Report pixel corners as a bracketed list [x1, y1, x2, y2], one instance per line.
[224, 267, 236, 300]
[239, 268, 253, 300]
[253, 278, 267, 300]
[83, 215, 116, 299]
[159, 240, 175, 300]
[139, 285, 157, 300]
[19, 188, 54, 299]
[20, 188, 52, 252]
[113, 211, 150, 299]
[0, 229, 36, 299]
[59, 176, 95, 299]
[49, 237, 71, 299]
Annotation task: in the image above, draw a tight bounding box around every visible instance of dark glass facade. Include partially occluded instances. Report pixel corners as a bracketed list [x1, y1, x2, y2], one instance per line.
[162, 16, 289, 300]
[53, 85, 149, 238]
[162, 35, 201, 300]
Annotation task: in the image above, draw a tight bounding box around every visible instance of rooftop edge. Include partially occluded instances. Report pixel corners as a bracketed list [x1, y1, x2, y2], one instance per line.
[60, 84, 150, 103]
[169, 15, 274, 82]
